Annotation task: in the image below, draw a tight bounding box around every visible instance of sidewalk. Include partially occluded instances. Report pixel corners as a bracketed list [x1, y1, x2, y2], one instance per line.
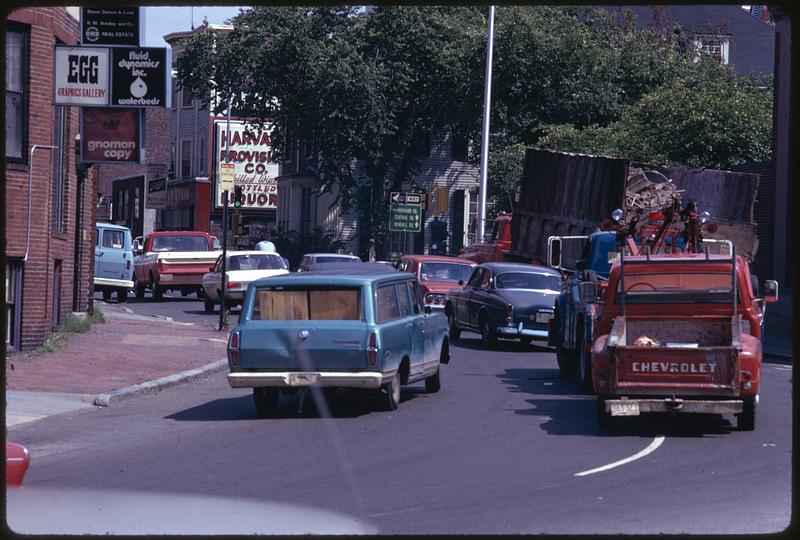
[5, 306, 229, 426]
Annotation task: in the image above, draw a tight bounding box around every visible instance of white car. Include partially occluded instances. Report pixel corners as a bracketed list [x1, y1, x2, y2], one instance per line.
[201, 251, 289, 312]
[297, 252, 362, 271]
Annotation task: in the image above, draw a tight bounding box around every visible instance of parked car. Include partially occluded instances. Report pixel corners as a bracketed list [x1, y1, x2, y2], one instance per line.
[397, 255, 476, 310]
[227, 266, 450, 414]
[297, 252, 361, 271]
[201, 251, 289, 313]
[6, 442, 30, 486]
[445, 262, 561, 347]
[94, 223, 134, 303]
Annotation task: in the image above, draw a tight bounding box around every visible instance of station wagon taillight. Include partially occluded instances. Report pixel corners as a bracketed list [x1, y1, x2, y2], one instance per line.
[228, 330, 240, 368]
[367, 332, 378, 367]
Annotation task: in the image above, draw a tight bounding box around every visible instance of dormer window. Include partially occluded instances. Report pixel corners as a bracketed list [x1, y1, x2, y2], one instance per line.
[692, 33, 730, 65]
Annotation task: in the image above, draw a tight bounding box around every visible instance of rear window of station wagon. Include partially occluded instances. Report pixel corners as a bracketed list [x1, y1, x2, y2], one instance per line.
[252, 286, 363, 320]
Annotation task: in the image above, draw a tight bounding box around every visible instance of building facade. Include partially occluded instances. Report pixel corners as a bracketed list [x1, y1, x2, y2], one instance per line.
[4, 7, 98, 351]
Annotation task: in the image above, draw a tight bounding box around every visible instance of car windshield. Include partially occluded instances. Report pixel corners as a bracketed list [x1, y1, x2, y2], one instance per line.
[419, 262, 474, 282]
[151, 235, 209, 252]
[315, 256, 360, 263]
[494, 272, 560, 291]
[229, 254, 287, 271]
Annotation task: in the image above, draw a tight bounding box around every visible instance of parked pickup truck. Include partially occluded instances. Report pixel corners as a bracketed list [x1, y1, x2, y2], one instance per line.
[226, 263, 451, 415]
[587, 245, 778, 431]
[133, 231, 222, 300]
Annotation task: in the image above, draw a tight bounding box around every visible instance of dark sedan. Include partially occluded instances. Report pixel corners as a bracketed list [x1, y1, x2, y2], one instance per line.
[445, 262, 561, 347]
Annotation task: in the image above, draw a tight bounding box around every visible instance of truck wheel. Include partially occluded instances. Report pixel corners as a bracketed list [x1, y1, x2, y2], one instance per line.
[480, 317, 497, 348]
[253, 388, 280, 416]
[382, 371, 401, 411]
[447, 311, 461, 340]
[116, 288, 128, 303]
[196, 289, 205, 300]
[596, 398, 613, 430]
[425, 367, 441, 393]
[578, 336, 594, 393]
[203, 294, 215, 313]
[102, 289, 112, 302]
[135, 281, 146, 299]
[737, 396, 756, 431]
[153, 285, 164, 301]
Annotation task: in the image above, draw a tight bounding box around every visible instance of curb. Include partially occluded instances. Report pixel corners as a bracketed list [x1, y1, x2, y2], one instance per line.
[93, 358, 229, 407]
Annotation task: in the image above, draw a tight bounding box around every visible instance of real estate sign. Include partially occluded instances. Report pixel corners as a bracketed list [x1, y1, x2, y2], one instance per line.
[213, 119, 279, 210]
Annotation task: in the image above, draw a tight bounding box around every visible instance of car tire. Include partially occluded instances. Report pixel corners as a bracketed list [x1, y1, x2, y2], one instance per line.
[134, 281, 146, 299]
[737, 396, 756, 431]
[253, 387, 280, 416]
[383, 371, 401, 411]
[153, 284, 164, 301]
[425, 367, 441, 393]
[480, 316, 497, 348]
[116, 288, 128, 303]
[102, 289, 112, 302]
[203, 294, 215, 313]
[447, 311, 461, 340]
[596, 398, 613, 430]
[521, 337, 533, 347]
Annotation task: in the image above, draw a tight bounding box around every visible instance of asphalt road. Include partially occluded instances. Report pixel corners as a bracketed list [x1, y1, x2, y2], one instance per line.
[10, 298, 793, 535]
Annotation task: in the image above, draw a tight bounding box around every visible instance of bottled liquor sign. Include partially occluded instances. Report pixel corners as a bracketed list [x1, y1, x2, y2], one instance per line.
[110, 47, 169, 107]
[81, 7, 140, 47]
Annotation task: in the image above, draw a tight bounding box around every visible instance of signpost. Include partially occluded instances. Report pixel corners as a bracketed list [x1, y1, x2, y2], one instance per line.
[219, 162, 235, 192]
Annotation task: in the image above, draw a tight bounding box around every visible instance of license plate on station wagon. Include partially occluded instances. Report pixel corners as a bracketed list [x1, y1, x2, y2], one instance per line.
[610, 401, 640, 416]
[288, 373, 319, 386]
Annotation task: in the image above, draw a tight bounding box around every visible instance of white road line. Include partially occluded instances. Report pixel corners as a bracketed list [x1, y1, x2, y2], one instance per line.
[574, 436, 665, 477]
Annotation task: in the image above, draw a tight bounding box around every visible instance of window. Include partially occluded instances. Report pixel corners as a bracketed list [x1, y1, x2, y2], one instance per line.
[285, 129, 296, 162]
[52, 260, 62, 326]
[375, 284, 399, 322]
[51, 105, 68, 231]
[5, 260, 23, 350]
[407, 281, 421, 314]
[180, 139, 192, 178]
[692, 34, 730, 65]
[5, 25, 26, 161]
[452, 130, 468, 161]
[102, 230, 125, 249]
[396, 282, 411, 317]
[467, 268, 484, 288]
[254, 287, 362, 320]
[197, 137, 207, 175]
[300, 187, 312, 234]
[181, 88, 193, 107]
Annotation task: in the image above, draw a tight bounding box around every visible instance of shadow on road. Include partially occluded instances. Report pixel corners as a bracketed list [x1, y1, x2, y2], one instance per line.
[498, 367, 736, 438]
[166, 388, 420, 422]
[451, 334, 553, 354]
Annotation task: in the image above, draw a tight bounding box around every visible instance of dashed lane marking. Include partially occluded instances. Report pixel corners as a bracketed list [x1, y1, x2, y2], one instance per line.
[574, 436, 665, 477]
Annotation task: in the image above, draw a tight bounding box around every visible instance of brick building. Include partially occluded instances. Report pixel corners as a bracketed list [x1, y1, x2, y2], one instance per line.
[4, 7, 98, 351]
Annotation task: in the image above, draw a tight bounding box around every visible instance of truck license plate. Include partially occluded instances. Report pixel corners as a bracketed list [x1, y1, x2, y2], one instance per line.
[610, 401, 640, 416]
[160, 274, 173, 281]
[288, 373, 318, 386]
[535, 313, 554, 323]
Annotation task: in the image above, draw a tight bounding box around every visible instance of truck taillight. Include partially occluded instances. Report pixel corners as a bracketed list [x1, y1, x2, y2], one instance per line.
[228, 330, 240, 368]
[506, 304, 513, 325]
[367, 332, 378, 367]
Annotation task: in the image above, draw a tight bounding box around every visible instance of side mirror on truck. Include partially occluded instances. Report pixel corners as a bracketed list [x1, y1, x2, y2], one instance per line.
[579, 281, 597, 304]
[548, 237, 562, 270]
[763, 280, 779, 303]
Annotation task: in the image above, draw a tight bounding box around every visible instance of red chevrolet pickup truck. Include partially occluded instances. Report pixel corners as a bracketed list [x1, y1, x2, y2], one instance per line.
[133, 231, 222, 300]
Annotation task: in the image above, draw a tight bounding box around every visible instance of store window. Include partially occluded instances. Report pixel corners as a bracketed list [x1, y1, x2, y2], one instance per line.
[52, 260, 62, 326]
[5, 24, 27, 161]
[52, 105, 69, 231]
[5, 260, 23, 350]
[181, 139, 192, 178]
[300, 187, 312, 234]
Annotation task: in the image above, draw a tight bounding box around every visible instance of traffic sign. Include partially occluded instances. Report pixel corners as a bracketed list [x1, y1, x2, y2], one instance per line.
[390, 192, 405, 204]
[405, 193, 421, 204]
[219, 162, 236, 191]
[389, 203, 422, 232]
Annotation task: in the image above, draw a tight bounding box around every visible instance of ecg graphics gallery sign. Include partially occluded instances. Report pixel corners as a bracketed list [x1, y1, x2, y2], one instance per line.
[54, 46, 110, 106]
[214, 120, 279, 210]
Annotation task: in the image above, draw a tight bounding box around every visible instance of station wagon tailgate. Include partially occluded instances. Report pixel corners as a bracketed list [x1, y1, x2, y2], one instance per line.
[238, 285, 370, 371]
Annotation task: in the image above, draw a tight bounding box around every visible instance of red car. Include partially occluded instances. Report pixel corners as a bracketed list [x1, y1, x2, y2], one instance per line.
[6, 442, 30, 486]
[396, 255, 476, 309]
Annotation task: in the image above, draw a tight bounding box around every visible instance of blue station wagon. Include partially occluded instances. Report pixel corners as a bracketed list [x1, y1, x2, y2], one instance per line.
[227, 264, 451, 415]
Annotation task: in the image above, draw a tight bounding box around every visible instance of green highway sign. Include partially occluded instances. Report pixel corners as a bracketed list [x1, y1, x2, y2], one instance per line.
[389, 203, 422, 232]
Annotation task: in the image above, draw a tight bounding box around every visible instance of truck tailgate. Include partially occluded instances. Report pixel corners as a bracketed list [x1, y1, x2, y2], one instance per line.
[614, 346, 739, 396]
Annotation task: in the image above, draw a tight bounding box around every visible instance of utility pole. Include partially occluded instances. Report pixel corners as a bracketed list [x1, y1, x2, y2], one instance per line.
[477, 5, 495, 243]
[219, 93, 232, 331]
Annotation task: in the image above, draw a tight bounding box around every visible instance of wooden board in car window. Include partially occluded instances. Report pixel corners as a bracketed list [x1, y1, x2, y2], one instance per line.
[309, 289, 360, 320]
[258, 290, 309, 320]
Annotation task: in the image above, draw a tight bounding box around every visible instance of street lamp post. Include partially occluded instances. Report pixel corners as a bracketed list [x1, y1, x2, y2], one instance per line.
[477, 5, 495, 243]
